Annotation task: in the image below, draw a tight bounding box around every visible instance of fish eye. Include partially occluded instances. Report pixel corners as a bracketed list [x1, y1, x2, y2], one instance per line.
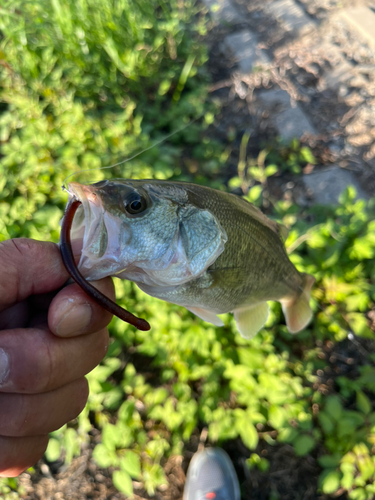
[124, 193, 148, 216]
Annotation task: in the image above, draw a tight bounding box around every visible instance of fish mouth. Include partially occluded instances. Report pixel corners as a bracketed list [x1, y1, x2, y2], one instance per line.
[67, 182, 109, 277]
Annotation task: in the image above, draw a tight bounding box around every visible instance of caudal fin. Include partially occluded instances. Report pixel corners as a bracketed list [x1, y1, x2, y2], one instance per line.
[281, 273, 315, 333]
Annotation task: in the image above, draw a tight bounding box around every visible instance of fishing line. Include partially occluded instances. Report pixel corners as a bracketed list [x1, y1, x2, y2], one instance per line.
[62, 115, 203, 192]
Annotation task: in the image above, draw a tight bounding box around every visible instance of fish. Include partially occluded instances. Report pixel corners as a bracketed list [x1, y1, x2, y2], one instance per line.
[64, 179, 315, 338]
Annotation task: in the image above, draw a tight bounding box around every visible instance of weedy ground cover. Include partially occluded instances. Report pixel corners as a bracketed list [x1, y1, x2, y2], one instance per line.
[1, 1, 375, 499]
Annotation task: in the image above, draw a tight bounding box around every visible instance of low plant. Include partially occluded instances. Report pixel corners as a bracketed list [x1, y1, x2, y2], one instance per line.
[1, 1, 375, 498]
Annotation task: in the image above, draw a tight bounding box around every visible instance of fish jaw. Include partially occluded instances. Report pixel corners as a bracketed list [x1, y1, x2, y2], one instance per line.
[67, 182, 131, 280]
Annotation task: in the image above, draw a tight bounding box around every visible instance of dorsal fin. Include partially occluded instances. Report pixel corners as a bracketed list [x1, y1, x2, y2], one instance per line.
[242, 200, 288, 241]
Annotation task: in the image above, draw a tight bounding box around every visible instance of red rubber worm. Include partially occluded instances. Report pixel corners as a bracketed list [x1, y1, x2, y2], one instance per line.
[60, 198, 151, 331]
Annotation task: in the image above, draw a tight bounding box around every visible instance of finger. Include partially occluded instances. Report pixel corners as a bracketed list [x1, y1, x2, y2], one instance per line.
[0, 291, 61, 331]
[48, 278, 115, 337]
[0, 435, 49, 477]
[0, 327, 109, 394]
[0, 378, 88, 437]
[0, 239, 68, 312]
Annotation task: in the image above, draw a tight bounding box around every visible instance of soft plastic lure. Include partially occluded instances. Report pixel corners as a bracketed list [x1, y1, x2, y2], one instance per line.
[60, 198, 151, 331]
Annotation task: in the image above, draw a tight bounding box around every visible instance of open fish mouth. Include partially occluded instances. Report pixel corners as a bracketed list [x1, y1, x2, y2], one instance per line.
[67, 182, 111, 278]
[60, 183, 150, 331]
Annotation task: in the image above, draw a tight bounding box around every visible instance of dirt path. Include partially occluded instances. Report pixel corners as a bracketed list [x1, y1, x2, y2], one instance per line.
[204, 0, 375, 204]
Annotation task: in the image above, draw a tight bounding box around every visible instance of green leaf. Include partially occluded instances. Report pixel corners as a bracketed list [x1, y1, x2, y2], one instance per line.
[236, 414, 259, 450]
[357, 391, 371, 415]
[102, 423, 133, 450]
[278, 426, 299, 443]
[320, 470, 341, 494]
[245, 185, 263, 204]
[318, 454, 341, 468]
[268, 405, 286, 429]
[348, 487, 367, 500]
[325, 396, 343, 421]
[293, 434, 315, 456]
[112, 470, 133, 497]
[144, 387, 169, 406]
[300, 147, 316, 164]
[92, 444, 119, 469]
[337, 414, 364, 438]
[45, 438, 61, 462]
[347, 313, 373, 338]
[341, 469, 354, 490]
[356, 452, 375, 482]
[246, 453, 270, 472]
[339, 186, 357, 204]
[265, 164, 278, 177]
[120, 451, 141, 479]
[228, 177, 242, 189]
[318, 412, 335, 434]
[64, 428, 81, 464]
[143, 463, 167, 496]
[118, 400, 136, 424]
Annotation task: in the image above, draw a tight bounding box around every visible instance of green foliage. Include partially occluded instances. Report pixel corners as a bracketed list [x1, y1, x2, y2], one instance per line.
[267, 138, 317, 174]
[319, 443, 375, 499]
[0, 477, 24, 500]
[228, 134, 317, 207]
[246, 453, 270, 472]
[1, 1, 375, 498]
[0, 0, 215, 243]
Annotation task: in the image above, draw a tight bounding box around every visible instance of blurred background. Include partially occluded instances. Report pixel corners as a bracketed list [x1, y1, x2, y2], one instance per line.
[1, 0, 375, 498]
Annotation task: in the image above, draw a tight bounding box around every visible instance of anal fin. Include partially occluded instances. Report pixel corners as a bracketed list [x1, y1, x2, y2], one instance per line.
[233, 302, 269, 339]
[186, 306, 224, 327]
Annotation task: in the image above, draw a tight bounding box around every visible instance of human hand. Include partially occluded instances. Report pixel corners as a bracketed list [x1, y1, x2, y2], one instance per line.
[0, 238, 115, 477]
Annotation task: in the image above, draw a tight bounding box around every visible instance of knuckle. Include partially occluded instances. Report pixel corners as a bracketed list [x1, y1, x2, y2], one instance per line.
[14, 399, 31, 437]
[1, 329, 55, 395]
[16, 330, 54, 394]
[0, 394, 30, 437]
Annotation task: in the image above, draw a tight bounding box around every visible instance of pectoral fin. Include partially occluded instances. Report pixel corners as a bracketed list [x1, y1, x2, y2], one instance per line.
[186, 306, 224, 327]
[233, 302, 269, 339]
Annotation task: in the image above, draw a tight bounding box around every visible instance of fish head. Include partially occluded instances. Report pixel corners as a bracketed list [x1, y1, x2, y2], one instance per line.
[66, 179, 227, 286]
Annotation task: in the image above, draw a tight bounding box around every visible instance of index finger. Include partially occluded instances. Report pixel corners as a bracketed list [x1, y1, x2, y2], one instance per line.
[0, 239, 68, 313]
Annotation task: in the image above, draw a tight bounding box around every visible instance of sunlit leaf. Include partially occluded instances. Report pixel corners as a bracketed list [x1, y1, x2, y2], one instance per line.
[113, 470, 133, 497]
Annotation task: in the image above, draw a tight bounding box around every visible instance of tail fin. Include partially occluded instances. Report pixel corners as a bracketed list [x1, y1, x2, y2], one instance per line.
[281, 273, 315, 333]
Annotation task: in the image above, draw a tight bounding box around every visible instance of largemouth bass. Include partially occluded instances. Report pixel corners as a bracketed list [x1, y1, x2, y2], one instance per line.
[65, 179, 315, 338]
